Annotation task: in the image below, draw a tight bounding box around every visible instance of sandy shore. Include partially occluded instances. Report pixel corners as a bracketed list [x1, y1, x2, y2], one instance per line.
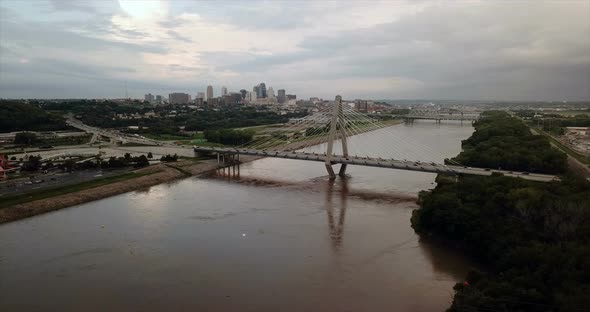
[0, 159, 225, 224]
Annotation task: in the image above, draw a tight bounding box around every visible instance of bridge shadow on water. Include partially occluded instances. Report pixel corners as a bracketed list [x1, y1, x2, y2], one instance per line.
[206, 164, 417, 203]
[205, 166, 418, 254]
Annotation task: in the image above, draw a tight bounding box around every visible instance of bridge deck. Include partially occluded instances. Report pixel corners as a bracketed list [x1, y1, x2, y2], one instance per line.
[195, 146, 558, 182]
[403, 115, 479, 121]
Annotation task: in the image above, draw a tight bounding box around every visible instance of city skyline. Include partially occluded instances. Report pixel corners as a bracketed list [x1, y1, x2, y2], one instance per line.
[1, 1, 589, 100]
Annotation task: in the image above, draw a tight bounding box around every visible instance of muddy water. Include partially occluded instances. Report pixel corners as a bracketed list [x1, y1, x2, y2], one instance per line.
[0, 121, 474, 311]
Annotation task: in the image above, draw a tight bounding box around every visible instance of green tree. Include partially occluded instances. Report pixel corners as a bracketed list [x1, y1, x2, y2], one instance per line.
[134, 155, 149, 168]
[22, 155, 41, 171]
[14, 132, 37, 145]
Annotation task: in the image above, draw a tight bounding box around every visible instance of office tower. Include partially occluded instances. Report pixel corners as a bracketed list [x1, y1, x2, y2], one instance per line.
[258, 83, 267, 98]
[169, 93, 190, 104]
[155, 95, 163, 104]
[253, 85, 260, 99]
[277, 89, 286, 104]
[354, 99, 368, 112]
[221, 86, 228, 96]
[206, 85, 213, 99]
[239, 89, 247, 99]
[144, 93, 154, 103]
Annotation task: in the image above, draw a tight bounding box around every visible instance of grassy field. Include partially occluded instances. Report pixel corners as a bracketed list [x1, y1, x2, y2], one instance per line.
[0, 170, 158, 208]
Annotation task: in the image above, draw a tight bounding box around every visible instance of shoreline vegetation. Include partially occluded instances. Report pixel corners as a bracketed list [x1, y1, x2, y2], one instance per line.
[411, 111, 590, 311]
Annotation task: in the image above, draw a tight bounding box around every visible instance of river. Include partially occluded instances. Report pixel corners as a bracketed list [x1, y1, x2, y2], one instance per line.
[0, 120, 475, 311]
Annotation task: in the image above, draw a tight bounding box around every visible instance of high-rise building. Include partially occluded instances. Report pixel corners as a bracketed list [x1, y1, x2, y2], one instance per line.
[277, 89, 286, 104]
[221, 86, 228, 96]
[206, 85, 213, 100]
[354, 99, 368, 112]
[196, 92, 205, 99]
[267, 87, 275, 99]
[144, 93, 154, 103]
[258, 83, 267, 98]
[208, 97, 220, 107]
[239, 89, 247, 99]
[286, 94, 297, 106]
[253, 86, 260, 99]
[169, 93, 190, 104]
[224, 92, 242, 106]
[155, 95, 163, 104]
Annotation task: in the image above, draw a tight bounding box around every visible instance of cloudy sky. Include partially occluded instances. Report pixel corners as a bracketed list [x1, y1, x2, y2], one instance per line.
[1, 0, 589, 100]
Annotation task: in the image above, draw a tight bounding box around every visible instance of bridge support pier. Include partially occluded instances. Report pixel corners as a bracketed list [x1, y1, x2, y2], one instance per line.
[325, 164, 336, 179]
[325, 95, 348, 180]
[338, 164, 347, 177]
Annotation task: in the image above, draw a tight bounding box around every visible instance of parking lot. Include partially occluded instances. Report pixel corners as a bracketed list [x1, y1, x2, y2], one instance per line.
[0, 168, 131, 197]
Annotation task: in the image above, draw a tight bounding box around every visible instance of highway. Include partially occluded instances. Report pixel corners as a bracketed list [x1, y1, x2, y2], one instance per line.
[66, 116, 173, 146]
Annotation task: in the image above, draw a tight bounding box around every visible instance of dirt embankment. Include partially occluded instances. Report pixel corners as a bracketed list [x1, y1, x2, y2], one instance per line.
[0, 157, 264, 224]
[0, 163, 188, 224]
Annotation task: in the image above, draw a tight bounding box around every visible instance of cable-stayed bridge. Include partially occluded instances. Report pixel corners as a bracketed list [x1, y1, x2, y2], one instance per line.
[195, 96, 558, 182]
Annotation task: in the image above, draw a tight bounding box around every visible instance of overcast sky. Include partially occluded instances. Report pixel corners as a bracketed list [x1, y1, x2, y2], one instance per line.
[1, 0, 589, 100]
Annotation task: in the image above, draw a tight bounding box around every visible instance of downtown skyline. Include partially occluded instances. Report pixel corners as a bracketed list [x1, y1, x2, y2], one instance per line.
[1, 0, 589, 101]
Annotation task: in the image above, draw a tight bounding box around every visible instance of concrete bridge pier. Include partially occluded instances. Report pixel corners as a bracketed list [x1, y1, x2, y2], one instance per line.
[216, 152, 240, 179]
[325, 164, 336, 179]
[325, 95, 348, 180]
[338, 164, 347, 177]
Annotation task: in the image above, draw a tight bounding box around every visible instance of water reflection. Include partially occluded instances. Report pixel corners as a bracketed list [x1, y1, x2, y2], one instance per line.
[325, 174, 348, 252]
[418, 236, 476, 281]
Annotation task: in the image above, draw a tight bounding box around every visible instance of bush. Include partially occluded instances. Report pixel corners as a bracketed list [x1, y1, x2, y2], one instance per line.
[160, 154, 178, 162]
[14, 132, 38, 145]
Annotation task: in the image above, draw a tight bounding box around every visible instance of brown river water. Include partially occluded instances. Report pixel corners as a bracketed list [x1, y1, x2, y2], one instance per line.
[0, 120, 475, 311]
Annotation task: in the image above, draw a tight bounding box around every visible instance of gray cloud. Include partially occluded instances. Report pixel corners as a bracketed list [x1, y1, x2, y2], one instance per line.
[167, 30, 192, 43]
[1, 1, 589, 100]
[220, 2, 590, 100]
[49, 0, 98, 12]
[1, 19, 166, 54]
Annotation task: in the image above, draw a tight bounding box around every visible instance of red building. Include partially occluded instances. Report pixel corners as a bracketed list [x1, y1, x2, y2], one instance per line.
[0, 154, 8, 179]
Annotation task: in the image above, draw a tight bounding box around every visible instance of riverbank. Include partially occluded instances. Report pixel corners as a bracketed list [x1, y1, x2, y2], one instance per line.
[0, 155, 265, 224]
[0, 160, 198, 223]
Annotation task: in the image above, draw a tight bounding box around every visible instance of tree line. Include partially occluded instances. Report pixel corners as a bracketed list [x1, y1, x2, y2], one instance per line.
[203, 129, 255, 145]
[451, 111, 567, 174]
[411, 111, 589, 311]
[0, 101, 68, 132]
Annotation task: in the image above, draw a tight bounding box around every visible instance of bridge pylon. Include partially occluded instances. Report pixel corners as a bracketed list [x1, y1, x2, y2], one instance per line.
[325, 95, 348, 179]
